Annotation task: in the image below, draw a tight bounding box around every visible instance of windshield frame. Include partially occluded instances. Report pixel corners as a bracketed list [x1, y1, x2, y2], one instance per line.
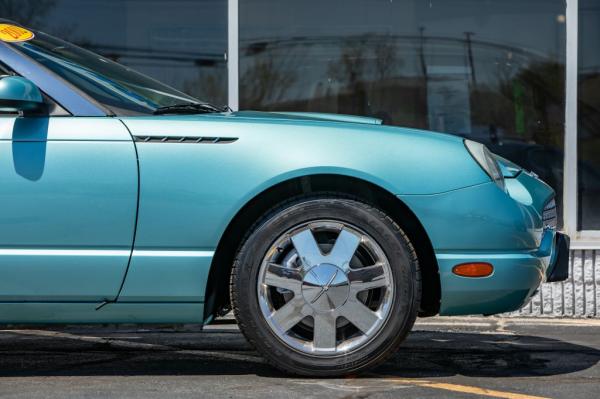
[0, 40, 109, 116]
[1, 23, 214, 117]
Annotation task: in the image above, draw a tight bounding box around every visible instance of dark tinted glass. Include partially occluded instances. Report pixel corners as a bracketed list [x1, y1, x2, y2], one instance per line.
[240, 0, 566, 221]
[578, 0, 600, 229]
[13, 31, 201, 115]
[2, 0, 228, 106]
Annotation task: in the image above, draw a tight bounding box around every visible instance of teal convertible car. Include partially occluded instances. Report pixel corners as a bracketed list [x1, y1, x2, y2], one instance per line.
[0, 22, 569, 376]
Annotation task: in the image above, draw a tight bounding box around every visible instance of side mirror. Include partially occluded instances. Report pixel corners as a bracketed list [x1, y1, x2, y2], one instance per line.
[0, 76, 44, 114]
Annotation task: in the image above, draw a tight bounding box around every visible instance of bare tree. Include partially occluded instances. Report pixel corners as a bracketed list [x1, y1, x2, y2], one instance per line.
[373, 34, 401, 81]
[240, 45, 298, 109]
[183, 69, 227, 107]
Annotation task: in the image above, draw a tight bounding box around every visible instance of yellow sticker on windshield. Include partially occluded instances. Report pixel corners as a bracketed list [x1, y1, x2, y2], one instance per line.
[0, 24, 34, 42]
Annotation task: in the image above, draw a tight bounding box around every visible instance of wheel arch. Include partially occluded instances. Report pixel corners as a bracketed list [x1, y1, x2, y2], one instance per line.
[203, 174, 441, 322]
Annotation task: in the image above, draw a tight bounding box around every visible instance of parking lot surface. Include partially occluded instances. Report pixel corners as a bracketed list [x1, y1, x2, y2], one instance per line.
[0, 316, 598, 398]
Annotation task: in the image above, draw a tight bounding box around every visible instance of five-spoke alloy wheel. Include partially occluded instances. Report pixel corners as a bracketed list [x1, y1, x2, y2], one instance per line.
[232, 196, 421, 376]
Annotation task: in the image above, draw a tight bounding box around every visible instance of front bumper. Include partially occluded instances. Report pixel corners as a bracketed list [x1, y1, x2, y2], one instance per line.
[401, 169, 570, 316]
[435, 230, 569, 315]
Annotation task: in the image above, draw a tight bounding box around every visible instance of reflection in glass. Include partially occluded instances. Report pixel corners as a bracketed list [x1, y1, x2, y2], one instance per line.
[578, 0, 600, 230]
[2, 0, 228, 106]
[240, 0, 566, 223]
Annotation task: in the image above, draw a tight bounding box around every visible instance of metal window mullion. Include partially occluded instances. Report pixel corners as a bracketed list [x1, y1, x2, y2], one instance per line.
[564, 0, 579, 237]
[228, 0, 239, 111]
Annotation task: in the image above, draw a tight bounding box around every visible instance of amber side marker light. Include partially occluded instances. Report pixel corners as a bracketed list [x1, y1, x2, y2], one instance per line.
[452, 262, 494, 277]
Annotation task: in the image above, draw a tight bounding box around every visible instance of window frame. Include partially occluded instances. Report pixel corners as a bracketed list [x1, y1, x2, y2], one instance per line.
[564, 0, 600, 249]
[0, 41, 108, 116]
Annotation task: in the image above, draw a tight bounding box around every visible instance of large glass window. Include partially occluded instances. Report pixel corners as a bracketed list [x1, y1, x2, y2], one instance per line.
[3, 0, 228, 106]
[240, 0, 566, 220]
[578, 0, 600, 230]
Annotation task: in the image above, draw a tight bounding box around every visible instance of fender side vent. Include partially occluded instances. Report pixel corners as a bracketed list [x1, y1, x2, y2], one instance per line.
[134, 136, 238, 144]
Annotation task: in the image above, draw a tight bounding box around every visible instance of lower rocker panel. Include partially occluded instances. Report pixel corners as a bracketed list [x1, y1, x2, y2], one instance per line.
[0, 302, 205, 324]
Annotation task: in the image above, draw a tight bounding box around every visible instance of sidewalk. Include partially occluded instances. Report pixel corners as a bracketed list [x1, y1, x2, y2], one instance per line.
[516, 250, 600, 317]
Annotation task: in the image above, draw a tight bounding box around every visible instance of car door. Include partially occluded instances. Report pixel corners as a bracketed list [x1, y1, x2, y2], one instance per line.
[0, 115, 138, 301]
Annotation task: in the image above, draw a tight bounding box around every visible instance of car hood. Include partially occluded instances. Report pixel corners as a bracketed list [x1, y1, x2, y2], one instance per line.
[120, 110, 488, 195]
[228, 111, 383, 125]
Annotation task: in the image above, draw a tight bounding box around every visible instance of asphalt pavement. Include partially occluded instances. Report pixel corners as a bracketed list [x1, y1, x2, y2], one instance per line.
[0, 316, 598, 398]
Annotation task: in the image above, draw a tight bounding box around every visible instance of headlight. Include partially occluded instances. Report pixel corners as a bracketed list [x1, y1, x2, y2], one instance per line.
[464, 139, 505, 191]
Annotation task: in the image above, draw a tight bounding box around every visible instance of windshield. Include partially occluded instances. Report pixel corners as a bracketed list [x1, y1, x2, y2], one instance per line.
[9, 29, 212, 115]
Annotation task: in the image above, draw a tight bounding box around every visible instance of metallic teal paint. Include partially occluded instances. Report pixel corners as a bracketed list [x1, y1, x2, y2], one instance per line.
[400, 174, 553, 253]
[0, 117, 137, 301]
[122, 113, 490, 198]
[402, 171, 556, 315]
[117, 252, 213, 302]
[0, 76, 43, 111]
[115, 113, 490, 313]
[0, 302, 204, 324]
[233, 111, 383, 125]
[0, 110, 561, 322]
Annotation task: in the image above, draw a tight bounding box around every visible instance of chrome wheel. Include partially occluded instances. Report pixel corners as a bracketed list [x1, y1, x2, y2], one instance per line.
[257, 220, 394, 356]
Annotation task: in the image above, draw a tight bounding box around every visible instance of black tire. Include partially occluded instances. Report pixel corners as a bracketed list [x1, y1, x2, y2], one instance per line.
[230, 196, 421, 376]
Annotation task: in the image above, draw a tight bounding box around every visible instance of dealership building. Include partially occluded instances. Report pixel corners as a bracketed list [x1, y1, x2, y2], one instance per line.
[6, 0, 600, 316]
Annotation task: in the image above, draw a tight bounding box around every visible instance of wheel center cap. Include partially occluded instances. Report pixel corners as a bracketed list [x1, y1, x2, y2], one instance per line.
[302, 263, 349, 312]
